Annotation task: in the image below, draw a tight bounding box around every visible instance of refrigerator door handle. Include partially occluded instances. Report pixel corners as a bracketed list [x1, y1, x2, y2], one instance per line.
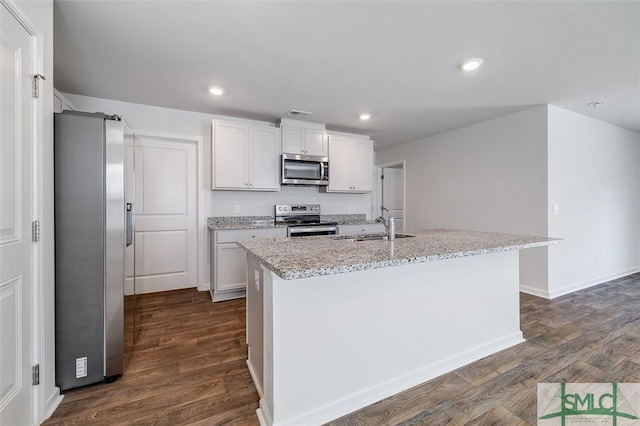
[126, 203, 133, 247]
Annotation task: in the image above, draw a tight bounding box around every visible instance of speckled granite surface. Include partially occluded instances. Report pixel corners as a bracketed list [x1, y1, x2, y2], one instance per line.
[208, 216, 278, 230]
[208, 214, 371, 230]
[320, 214, 367, 224]
[237, 229, 564, 280]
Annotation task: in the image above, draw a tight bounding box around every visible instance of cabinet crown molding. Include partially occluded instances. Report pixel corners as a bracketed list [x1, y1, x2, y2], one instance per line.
[277, 118, 326, 131]
[211, 116, 276, 128]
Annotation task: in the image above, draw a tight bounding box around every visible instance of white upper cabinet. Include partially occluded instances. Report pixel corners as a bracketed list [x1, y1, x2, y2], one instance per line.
[212, 119, 280, 191]
[325, 135, 374, 193]
[249, 126, 280, 189]
[279, 119, 328, 157]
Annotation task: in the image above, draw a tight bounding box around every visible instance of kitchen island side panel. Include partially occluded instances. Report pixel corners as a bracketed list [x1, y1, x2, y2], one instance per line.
[259, 250, 522, 426]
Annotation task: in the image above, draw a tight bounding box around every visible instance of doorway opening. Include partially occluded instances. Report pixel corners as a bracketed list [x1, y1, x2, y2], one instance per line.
[375, 160, 406, 232]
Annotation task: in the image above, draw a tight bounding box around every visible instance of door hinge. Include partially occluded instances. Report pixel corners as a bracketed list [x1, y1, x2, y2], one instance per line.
[32, 74, 46, 98]
[32, 220, 40, 242]
[32, 364, 40, 386]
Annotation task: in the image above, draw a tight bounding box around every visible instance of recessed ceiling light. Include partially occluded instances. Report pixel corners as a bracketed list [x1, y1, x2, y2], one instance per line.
[209, 86, 225, 96]
[460, 58, 484, 71]
[359, 113, 372, 121]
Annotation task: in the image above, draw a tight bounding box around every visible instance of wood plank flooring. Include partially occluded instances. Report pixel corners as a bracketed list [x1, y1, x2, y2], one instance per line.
[43, 290, 258, 426]
[45, 272, 640, 425]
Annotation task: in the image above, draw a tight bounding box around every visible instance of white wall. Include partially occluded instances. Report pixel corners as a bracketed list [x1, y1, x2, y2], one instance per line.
[13, 0, 57, 421]
[64, 94, 372, 217]
[375, 106, 549, 293]
[547, 105, 640, 297]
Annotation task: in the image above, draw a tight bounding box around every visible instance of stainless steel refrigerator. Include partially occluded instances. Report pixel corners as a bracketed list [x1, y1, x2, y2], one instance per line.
[54, 111, 134, 391]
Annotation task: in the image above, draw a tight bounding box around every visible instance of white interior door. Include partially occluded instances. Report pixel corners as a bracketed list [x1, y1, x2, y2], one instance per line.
[0, 3, 34, 423]
[133, 135, 197, 294]
[382, 167, 405, 232]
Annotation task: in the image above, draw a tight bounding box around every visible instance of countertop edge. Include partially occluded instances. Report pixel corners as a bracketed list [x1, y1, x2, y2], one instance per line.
[239, 236, 564, 280]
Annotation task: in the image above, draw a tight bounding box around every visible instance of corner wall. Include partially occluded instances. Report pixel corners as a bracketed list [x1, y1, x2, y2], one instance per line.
[547, 106, 640, 297]
[375, 106, 549, 294]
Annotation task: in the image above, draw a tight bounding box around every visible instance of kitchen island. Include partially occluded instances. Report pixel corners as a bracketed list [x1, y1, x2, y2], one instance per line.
[238, 229, 562, 426]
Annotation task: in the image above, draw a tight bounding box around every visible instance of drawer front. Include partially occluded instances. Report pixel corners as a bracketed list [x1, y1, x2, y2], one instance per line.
[338, 223, 385, 235]
[216, 227, 287, 243]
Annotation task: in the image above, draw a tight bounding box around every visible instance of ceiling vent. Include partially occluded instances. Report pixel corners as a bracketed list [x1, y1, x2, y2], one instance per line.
[286, 109, 312, 118]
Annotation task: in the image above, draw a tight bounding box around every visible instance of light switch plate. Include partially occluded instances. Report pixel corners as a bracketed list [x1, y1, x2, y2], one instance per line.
[552, 204, 559, 215]
[254, 270, 260, 291]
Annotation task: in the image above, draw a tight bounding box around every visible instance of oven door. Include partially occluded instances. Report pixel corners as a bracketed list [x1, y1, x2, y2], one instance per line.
[282, 154, 329, 185]
[288, 225, 337, 237]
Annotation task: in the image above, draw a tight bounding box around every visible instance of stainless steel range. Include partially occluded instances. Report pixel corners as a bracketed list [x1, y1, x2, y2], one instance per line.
[275, 204, 337, 237]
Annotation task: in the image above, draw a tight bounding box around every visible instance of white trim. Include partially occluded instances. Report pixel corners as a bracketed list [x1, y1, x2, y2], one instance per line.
[519, 284, 551, 299]
[1, 0, 39, 35]
[211, 114, 276, 128]
[257, 399, 274, 426]
[133, 130, 206, 291]
[246, 360, 263, 398]
[547, 267, 640, 299]
[277, 117, 326, 131]
[44, 388, 63, 420]
[260, 333, 524, 426]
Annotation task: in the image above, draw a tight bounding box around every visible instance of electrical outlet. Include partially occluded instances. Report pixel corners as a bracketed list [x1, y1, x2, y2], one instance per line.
[233, 204, 240, 214]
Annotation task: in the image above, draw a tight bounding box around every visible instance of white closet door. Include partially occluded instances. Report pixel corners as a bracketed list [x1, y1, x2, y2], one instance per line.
[0, 3, 34, 423]
[133, 135, 197, 293]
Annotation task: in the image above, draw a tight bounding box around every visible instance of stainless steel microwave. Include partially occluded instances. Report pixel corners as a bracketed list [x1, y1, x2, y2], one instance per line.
[281, 153, 329, 186]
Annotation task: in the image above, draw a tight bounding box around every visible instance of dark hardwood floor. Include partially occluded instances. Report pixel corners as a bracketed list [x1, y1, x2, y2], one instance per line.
[45, 272, 640, 425]
[44, 290, 259, 426]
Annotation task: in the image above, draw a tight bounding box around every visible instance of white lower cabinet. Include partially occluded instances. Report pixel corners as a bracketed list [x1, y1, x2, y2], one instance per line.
[211, 227, 287, 301]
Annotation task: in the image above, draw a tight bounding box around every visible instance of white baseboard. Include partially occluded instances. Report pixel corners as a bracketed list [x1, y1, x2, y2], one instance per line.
[257, 399, 273, 426]
[210, 288, 246, 302]
[519, 268, 640, 300]
[45, 387, 64, 419]
[548, 267, 640, 299]
[247, 359, 263, 398]
[261, 332, 524, 426]
[520, 284, 551, 299]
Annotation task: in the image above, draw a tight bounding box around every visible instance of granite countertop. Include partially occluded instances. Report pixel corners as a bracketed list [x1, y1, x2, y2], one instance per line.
[208, 214, 370, 230]
[237, 229, 564, 280]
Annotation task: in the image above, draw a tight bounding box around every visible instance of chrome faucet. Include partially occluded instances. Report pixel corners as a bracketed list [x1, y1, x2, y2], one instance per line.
[376, 206, 395, 241]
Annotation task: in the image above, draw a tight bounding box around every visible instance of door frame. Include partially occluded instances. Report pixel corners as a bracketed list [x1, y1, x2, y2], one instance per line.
[134, 130, 206, 291]
[1, 0, 47, 423]
[374, 160, 406, 227]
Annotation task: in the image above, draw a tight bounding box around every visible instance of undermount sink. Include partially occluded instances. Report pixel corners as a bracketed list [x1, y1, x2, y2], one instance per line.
[332, 233, 415, 242]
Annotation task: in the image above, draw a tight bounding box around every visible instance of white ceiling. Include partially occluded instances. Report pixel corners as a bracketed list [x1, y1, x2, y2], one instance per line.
[54, 1, 640, 148]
